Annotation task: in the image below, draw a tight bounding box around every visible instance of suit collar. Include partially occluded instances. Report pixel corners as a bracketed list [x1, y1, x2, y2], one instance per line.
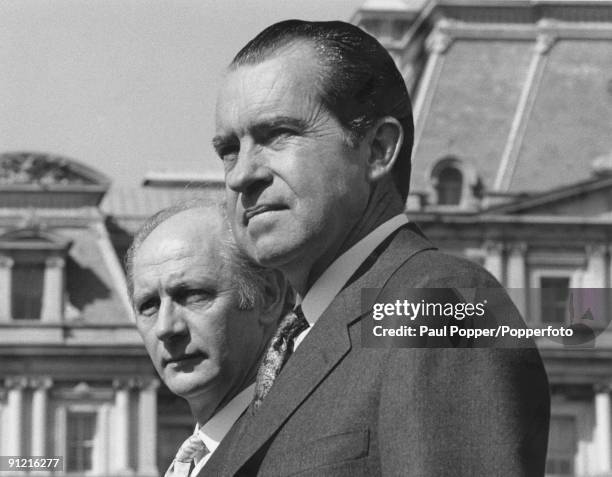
[216, 224, 435, 476]
[300, 214, 409, 326]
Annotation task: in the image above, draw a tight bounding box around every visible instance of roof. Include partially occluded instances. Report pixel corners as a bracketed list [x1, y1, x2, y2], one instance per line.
[412, 39, 532, 193]
[392, 0, 612, 200]
[508, 39, 612, 193]
[101, 185, 224, 218]
[360, 0, 429, 11]
[63, 226, 130, 323]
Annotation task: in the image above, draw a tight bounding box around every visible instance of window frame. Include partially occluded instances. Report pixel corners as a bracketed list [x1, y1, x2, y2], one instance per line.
[0, 227, 71, 322]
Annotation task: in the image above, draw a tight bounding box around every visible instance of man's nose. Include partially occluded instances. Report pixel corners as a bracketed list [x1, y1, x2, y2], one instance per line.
[225, 143, 272, 195]
[154, 300, 187, 341]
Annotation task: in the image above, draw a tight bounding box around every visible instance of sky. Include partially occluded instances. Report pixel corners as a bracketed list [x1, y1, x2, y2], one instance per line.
[0, 0, 367, 187]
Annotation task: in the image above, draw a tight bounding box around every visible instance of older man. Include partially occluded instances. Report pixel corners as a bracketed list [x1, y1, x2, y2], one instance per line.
[125, 201, 286, 476]
[207, 20, 550, 476]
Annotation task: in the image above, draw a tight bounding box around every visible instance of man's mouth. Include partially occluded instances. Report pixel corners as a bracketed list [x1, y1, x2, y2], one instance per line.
[244, 204, 286, 223]
[163, 352, 205, 367]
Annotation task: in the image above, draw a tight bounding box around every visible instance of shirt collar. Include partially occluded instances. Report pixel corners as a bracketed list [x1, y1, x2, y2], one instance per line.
[196, 383, 254, 454]
[300, 214, 408, 326]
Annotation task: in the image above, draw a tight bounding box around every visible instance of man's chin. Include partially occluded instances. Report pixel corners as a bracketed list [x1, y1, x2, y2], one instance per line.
[164, 373, 215, 400]
[241, 233, 304, 269]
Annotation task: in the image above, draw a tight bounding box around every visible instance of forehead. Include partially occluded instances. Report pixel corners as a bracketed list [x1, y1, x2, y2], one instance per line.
[215, 46, 323, 132]
[133, 210, 227, 282]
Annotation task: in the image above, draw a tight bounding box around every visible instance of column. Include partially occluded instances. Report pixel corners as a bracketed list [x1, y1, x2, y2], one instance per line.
[507, 242, 527, 317]
[4, 377, 27, 456]
[95, 404, 111, 476]
[483, 241, 504, 283]
[137, 379, 160, 476]
[0, 387, 5, 455]
[30, 377, 53, 457]
[584, 244, 606, 288]
[594, 384, 612, 472]
[0, 256, 14, 321]
[41, 257, 65, 322]
[113, 380, 133, 475]
[581, 245, 608, 328]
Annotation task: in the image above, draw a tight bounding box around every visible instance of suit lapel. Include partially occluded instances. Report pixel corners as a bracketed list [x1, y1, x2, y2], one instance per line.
[221, 225, 435, 476]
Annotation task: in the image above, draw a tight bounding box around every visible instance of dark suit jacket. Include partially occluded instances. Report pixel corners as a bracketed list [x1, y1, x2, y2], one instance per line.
[200, 225, 550, 477]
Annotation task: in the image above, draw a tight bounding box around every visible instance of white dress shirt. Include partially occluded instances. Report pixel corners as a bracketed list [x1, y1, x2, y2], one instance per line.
[294, 214, 409, 349]
[185, 383, 255, 476]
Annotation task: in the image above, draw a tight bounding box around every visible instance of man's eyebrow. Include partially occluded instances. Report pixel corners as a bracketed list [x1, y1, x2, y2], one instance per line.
[212, 117, 309, 152]
[251, 116, 309, 135]
[212, 134, 234, 152]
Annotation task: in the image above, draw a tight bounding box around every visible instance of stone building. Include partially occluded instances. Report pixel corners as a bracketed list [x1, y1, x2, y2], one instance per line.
[0, 152, 222, 476]
[1, 0, 611, 476]
[353, 0, 612, 475]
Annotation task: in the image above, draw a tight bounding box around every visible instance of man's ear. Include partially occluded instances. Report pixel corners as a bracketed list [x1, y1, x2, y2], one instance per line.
[257, 270, 288, 326]
[365, 116, 404, 183]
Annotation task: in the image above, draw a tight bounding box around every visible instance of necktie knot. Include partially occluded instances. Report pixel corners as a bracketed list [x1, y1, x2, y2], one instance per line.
[252, 306, 309, 412]
[164, 432, 209, 477]
[271, 306, 309, 352]
[175, 433, 208, 463]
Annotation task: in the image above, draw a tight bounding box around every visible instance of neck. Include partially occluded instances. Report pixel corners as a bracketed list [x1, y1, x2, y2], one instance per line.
[190, 395, 221, 428]
[288, 185, 404, 297]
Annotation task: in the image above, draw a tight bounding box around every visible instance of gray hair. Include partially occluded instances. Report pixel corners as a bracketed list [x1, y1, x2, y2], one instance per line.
[124, 199, 271, 310]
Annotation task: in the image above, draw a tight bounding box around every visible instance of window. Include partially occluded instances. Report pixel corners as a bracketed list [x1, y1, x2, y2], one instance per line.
[435, 166, 463, 205]
[66, 411, 96, 472]
[429, 157, 479, 208]
[11, 261, 44, 319]
[0, 228, 71, 321]
[540, 277, 570, 324]
[545, 415, 576, 476]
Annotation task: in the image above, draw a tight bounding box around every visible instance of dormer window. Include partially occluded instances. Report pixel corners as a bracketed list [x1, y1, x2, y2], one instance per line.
[11, 259, 45, 319]
[429, 156, 480, 208]
[0, 227, 72, 322]
[436, 165, 463, 205]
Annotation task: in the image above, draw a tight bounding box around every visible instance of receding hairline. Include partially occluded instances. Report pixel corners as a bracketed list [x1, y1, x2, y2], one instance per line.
[229, 37, 318, 70]
[137, 206, 225, 252]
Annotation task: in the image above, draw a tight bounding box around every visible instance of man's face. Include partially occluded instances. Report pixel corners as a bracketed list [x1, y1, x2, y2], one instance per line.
[214, 44, 371, 275]
[132, 209, 266, 402]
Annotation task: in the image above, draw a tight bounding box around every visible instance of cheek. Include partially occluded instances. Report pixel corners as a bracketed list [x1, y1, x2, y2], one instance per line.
[190, 311, 231, 356]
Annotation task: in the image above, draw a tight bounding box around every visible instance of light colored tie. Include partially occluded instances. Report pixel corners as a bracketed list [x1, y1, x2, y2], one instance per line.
[252, 306, 309, 413]
[165, 432, 209, 477]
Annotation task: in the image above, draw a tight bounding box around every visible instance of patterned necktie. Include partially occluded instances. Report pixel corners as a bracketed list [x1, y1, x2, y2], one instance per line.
[252, 306, 309, 413]
[164, 432, 209, 477]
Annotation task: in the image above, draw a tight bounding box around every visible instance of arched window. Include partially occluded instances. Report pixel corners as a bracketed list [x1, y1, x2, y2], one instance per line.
[435, 166, 463, 205]
[429, 156, 480, 208]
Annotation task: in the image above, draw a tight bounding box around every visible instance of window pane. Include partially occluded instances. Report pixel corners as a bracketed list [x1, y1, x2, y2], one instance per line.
[545, 415, 576, 476]
[540, 277, 570, 324]
[436, 167, 463, 205]
[66, 412, 96, 472]
[11, 262, 44, 319]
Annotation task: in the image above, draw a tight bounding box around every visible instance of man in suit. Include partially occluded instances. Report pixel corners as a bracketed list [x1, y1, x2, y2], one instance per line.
[209, 20, 550, 476]
[126, 202, 287, 476]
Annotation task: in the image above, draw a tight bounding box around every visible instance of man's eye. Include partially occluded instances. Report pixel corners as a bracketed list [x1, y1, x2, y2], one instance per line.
[175, 289, 212, 306]
[267, 128, 294, 142]
[217, 145, 239, 163]
[138, 297, 160, 317]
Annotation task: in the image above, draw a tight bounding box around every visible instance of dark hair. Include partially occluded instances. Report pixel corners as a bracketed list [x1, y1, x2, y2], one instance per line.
[230, 19, 414, 200]
[124, 199, 271, 310]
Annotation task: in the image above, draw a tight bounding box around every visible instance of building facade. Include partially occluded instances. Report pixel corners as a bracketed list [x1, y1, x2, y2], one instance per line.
[353, 0, 612, 475]
[1, 1, 611, 476]
[0, 152, 220, 476]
